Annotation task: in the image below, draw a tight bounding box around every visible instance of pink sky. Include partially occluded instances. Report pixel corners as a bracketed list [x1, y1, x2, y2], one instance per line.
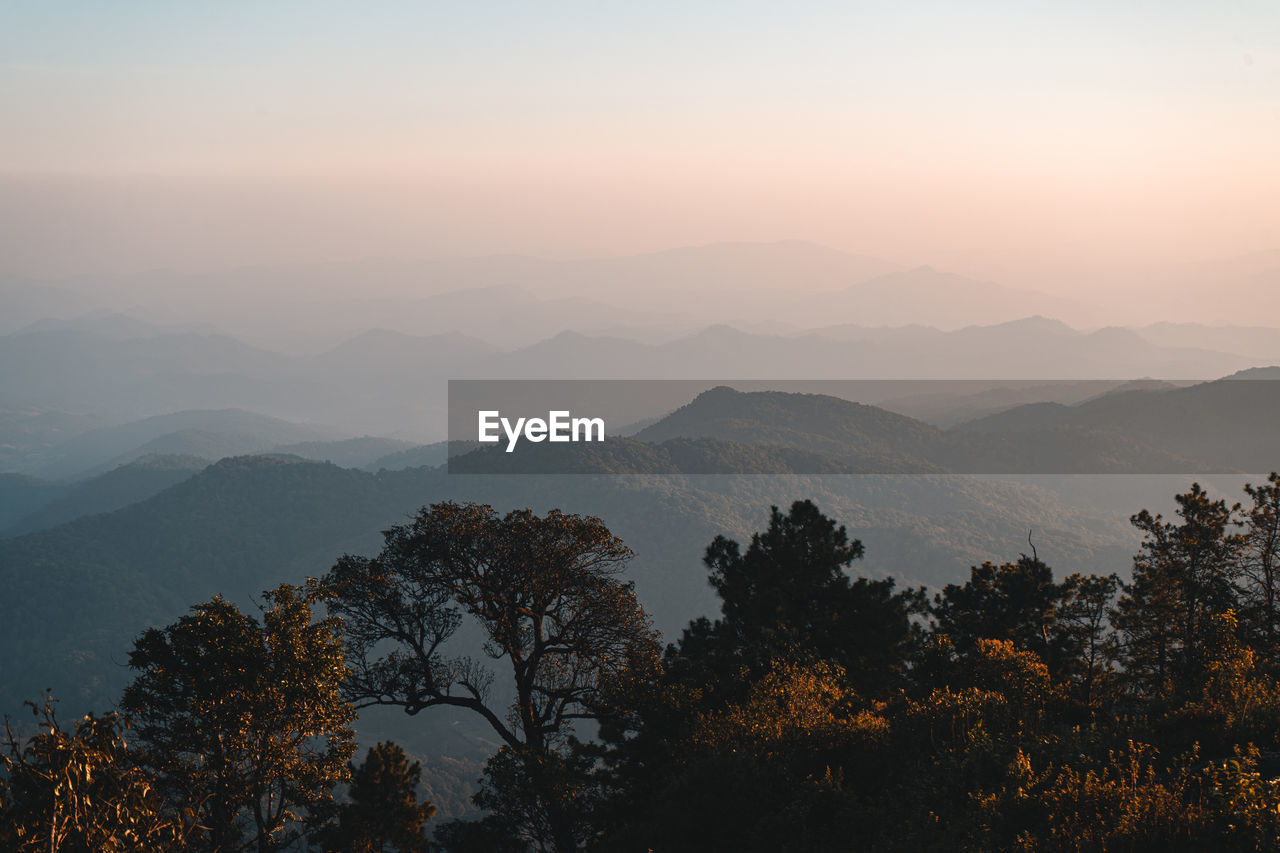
[2, 2, 1277, 300]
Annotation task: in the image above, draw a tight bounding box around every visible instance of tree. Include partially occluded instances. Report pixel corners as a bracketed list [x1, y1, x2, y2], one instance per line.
[1237, 473, 1280, 666]
[1113, 484, 1244, 701]
[931, 556, 1122, 703]
[120, 585, 356, 853]
[317, 741, 434, 853]
[597, 661, 883, 853]
[931, 556, 1060, 663]
[318, 501, 660, 850]
[594, 501, 923, 849]
[433, 744, 599, 853]
[0, 694, 188, 852]
[588, 484, 1280, 851]
[1054, 572, 1121, 707]
[691, 499, 925, 693]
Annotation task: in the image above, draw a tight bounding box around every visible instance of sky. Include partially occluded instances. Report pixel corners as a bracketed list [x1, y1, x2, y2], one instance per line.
[1, 1, 1278, 288]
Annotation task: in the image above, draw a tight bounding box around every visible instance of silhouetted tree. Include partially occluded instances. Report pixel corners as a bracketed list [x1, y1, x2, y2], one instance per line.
[693, 499, 925, 693]
[931, 556, 1122, 703]
[318, 502, 660, 852]
[1054, 572, 1121, 707]
[931, 555, 1060, 662]
[591, 482, 1280, 851]
[317, 741, 434, 853]
[434, 744, 600, 853]
[597, 660, 879, 853]
[1113, 483, 1244, 700]
[120, 585, 356, 853]
[594, 501, 925, 849]
[1238, 473, 1280, 666]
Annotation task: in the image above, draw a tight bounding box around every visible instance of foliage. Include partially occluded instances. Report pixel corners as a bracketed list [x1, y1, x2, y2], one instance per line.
[315, 741, 435, 853]
[1238, 473, 1280, 666]
[319, 502, 660, 750]
[685, 499, 926, 693]
[13, 473, 1280, 850]
[591, 481, 1280, 851]
[932, 556, 1059, 663]
[433, 744, 601, 853]
[119, 584, 356, 853]
[319, 501, 661, 850]
[1113, 482, 1243, 701]
[1053, 571, 1121, 707]
[0, 694, 188, 852]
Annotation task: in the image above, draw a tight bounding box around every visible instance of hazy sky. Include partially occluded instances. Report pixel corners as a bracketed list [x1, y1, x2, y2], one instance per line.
[1, 1, 1277, 283]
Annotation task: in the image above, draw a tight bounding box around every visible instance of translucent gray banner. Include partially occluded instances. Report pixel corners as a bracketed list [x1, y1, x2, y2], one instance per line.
[446, 378, 1280, 475]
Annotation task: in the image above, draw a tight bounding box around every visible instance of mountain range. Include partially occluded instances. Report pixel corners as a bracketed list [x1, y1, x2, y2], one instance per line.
[1, 373, 1271, 822]
[4, 241, 1278, 825]
[9, 375, 1277, 717]
[453, 380, 1278, 476]
[1, 317, 1265, 463]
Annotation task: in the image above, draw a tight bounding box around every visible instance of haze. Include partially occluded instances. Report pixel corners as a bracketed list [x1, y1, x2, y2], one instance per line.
[1, 1, 1277, 321]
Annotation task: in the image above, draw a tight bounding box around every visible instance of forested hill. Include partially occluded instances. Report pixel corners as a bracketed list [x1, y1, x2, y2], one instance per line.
[455, 383, 1275, 474]
[955, 375, 1280, 471]
[0, 452, 1135, 722]
[0, 456, 392, 712]
[1, 453, 209, 537]
[634, 385, 944, 470]
[0, 473, 67, 532]
[5, 408, 342, 480]
[637, 385, 1223, 474]
[449, 434, 898, 474]
[12, 375, 1277, 719]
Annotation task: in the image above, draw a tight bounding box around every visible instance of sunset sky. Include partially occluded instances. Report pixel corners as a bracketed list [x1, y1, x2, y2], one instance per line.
[1, 1, 1277, 288]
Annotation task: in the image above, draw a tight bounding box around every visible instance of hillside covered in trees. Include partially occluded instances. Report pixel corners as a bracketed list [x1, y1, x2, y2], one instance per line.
[4, 473, 1280, 850]
[10, 0, 1280, 847]
[0, 454, 1137, 728]
[452, 381, 1280, 475]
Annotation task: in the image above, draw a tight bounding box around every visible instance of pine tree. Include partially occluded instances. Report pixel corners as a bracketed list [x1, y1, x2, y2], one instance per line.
[1113, 483, 1243, 701]
[1054, 572, 1121, 707]
[931, 556, 1060, 662]
[696, 499, 925, 693]
[319, 741, 435, 853]
[1237, 473, 1280, 667]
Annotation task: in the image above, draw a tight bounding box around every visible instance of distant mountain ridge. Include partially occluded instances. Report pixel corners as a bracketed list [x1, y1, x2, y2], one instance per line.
[4, 243, 1279, 446]
[483, 320, 1252, 381]
[2, 315, 1257, 448]
[0, 473, 68, 532]
[268, 436, 418, 469]
[955, 375, 1280, 473]
[2, 454, 209, 538]
[10, 241, 1280, 346]
[0, 451, 1138, 722]
[823, 268, 1083, 329]
[3, 242, 1280, 465]
[16, 409, 342, 480]
[634, 387, 944, 471]
[449, 435, 872, 475]
[457, 382, 1278, 475]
